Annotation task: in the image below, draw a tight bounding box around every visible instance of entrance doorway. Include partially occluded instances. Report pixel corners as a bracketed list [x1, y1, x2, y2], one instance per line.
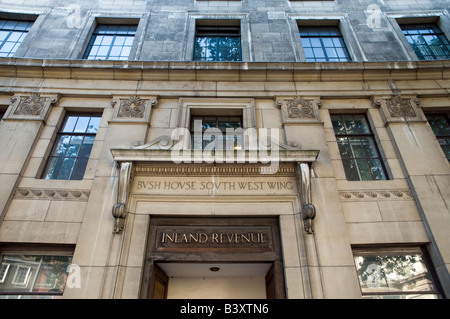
[152, 263, 275, 299]
[141, 217, 285, 299]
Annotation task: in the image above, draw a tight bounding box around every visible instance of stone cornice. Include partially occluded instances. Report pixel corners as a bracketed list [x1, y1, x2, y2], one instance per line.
[0, 58, 448, 82]
[110, 149, 319, 164]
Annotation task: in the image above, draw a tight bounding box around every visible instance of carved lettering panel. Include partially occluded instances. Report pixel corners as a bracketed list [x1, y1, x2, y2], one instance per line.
[133, 176, 297, 195]
[156, 226, 273, 252]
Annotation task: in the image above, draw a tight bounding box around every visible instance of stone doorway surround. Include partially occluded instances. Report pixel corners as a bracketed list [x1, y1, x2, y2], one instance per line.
[101, 146, 326, 299]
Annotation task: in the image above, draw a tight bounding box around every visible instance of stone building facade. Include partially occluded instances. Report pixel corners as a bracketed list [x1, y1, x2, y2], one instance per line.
[0, 0, 449, 299]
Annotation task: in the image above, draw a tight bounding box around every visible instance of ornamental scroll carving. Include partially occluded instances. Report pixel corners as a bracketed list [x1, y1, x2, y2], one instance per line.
[5, 93, 60, 121]
[276, 96, 322, 124]
[112, 162, 133, 233]
[372, 95, 424, 123]
[111, 95, 158, 123]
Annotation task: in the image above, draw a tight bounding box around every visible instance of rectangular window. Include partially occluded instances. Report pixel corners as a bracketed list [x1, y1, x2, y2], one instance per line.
[426, 113, 450, 162]
[42, 114, 101, 180]
[83, 24, 137, 60]
[0, 252, 73, 299]
[331, 114, 387, 181]
[400, 24, 450, 60]
[299, 26, 351, 62]
[0, 19, 33, 57]
[190, 115, 243, 150]
[353, 248, 442, 299]
[193, 21, 242, 62]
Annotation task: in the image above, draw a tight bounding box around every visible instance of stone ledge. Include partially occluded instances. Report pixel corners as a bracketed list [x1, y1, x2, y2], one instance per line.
[0, 58, 448, 82]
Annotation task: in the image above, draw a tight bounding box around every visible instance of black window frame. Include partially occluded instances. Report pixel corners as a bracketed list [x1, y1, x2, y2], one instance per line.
[400, 23, 450, 60]
[193, 22, 242, 62]
[42, 113, 102, 181]
[331, 113, 388, 181]
[353, 246, 444, 299]
[0, 244, 74, 299]
[190, 115, 243, 150]
[299, 25, 352, 62]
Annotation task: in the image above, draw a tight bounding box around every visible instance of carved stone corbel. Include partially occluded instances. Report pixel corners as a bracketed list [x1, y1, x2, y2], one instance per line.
[372, 95, 425, 123]
[110, 95, 159, 123]
[276, 96, 322, 125]
[112, 162, 133, 233]
[297, 163, 316, 234]
[4, 93, 60, 121]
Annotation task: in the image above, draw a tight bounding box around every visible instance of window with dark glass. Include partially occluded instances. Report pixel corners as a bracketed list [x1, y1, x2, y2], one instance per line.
[331, 114, 387, 181]
[426, 113, 450, 162]
[42, 114, 101, 180]
[354, 248, 442, 299]
[400, 24, 450, 60]
[83, 24, 137, 60]
[193, 22, 242, 62]
[190, 116, 243, 149]
[0, 19, 33, 57]
[299, 26, 351, 62]
[0, 252, 73, 299]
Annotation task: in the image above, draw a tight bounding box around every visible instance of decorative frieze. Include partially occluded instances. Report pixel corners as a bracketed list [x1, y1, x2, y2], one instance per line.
[275, 96, 322, 125]
[110, 95, 158, 123]
[4, 93, 60, 121]
[339, 190, 413, 200]
[134, 163, 297, 177]
[372, 95, 425, 123]
[14, 188, 90, 201]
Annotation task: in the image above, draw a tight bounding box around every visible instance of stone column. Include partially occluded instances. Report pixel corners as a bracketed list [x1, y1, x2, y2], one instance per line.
[0, 93, 59, 224]
[65, 95, 157, 299]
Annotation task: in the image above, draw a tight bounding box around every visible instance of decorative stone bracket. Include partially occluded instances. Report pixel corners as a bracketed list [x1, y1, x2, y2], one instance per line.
[297, 163, 316, 234]
[372, 94, 425, 123]
[112, 162, 133, 233]
[110, 95, 158, 123]
[275, 96, 322, 125]
[4, 93, 60, 121]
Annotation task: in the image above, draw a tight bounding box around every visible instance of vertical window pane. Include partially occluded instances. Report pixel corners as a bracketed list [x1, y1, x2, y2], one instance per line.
[426, 114, 450, 162]
[331, 114, 387, 181]
[42, 114, 101, 180]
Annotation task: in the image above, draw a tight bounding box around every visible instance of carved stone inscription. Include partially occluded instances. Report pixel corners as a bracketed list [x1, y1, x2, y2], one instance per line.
[133, 176, 297, 195]
[156, 226, 272, 251]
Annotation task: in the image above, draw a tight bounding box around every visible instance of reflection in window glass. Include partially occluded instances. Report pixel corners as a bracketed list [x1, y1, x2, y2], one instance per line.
[0, 19, 33, 57]
[331, 114, 387, 181]
[426, 113, 450, 162]
[354, 250, 441, 299]
[0, 254, 72, 299]
[194, 24, 242, 62]
[401, 24, 450, 60]
[42, 114, 101, 180]
[190, 116, 243, 150]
